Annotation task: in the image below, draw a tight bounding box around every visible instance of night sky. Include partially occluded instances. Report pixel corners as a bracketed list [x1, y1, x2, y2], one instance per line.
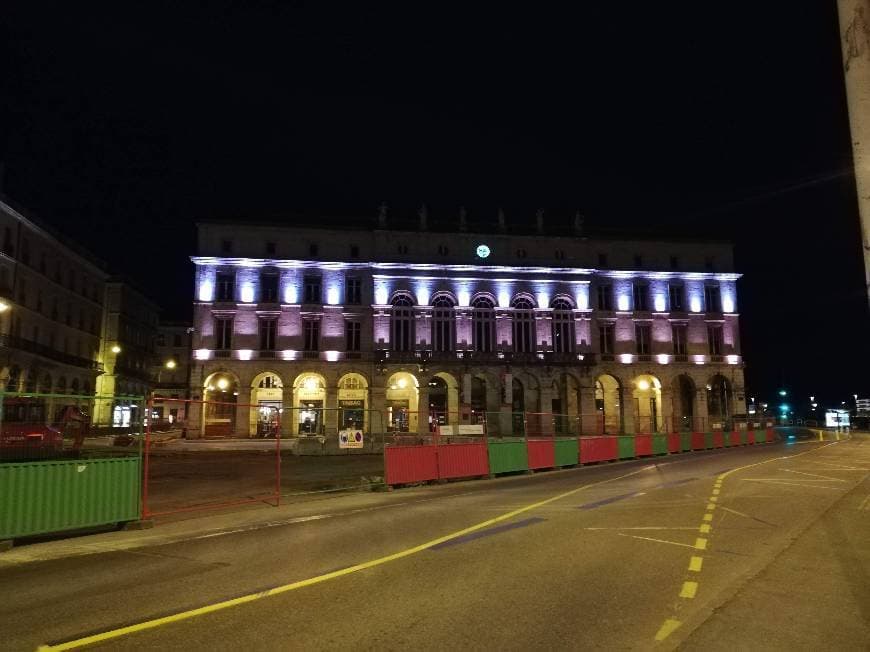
[2, 2, 868, 410]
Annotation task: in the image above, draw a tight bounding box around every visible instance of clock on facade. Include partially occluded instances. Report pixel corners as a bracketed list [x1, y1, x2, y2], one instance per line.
[476, 244, 491, 259]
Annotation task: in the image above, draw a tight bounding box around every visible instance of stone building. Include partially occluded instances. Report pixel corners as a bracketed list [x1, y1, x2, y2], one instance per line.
[94, 280, 160, 426]
[0, 197, 107, 401]
[188, 214, 746, 438]
[150, 321, 193, 425]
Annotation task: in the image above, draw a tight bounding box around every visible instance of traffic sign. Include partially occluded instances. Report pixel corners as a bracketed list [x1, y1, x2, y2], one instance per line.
[339, 429, 364, 449]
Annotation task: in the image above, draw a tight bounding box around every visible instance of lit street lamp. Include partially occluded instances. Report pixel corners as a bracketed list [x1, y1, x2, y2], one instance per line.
[111, 345, 121, 354]
[165, 360, 177, 369]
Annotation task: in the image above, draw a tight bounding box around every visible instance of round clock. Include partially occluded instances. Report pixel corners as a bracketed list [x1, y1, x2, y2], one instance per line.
[476, 244, 491, 259]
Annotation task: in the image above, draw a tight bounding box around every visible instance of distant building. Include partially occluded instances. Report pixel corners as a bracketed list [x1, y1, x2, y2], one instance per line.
[188, 215, 746, 438]
[0, 197, 107, 401]
[94, 280, 160, 426]
[150, 322, 193, 425]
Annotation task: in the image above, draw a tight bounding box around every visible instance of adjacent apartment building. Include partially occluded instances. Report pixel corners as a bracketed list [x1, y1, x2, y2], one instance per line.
[188, 213, 746, 438]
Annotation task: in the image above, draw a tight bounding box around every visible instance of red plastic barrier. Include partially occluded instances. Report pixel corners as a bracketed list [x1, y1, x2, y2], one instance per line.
[437, 442, 489, 479]
[580, 436, 618, 463]
[635, 434, 653, 457]
[729, 431, 741, 446]
[667, 433, 680, 453]
[766, 428, 774, 442]
[691, 432, 706, 450]
[712, 432, 724, 448]
[747, 431, 756, 445]
[527, 439, 556, 470]
[385, 445, 439, 485]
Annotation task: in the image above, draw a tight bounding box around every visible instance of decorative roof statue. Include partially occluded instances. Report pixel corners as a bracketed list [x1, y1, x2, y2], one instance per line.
[573, 210, 585, 236]
[497, 207, 507, 232]
[418, 203, 428, 231]
[377, 202, 388, 229]
[536, 208, 544, 234]
[459, 206, 468, 231]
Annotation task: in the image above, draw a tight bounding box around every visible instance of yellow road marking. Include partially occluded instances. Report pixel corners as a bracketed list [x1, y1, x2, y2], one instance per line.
[680, 581, 698, 598]
[709, 496, 718, 502]
[694, 537, 707, 550]
[699, 524, 711, 534]
[688, 556, 703, 572]
[712, 488, 720, 495]
[39, 466, 656, 651]
[655, 618, 682, 641]
[702, 513, 713, 522]
[706, 503, 716, 510]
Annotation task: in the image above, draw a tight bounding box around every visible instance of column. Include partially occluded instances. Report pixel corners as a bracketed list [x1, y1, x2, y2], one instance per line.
[620, 386, 636, 435]
[370, 384, 386, 434]
[236, 387, 252, 438]
[281, 385, 295, 437]
[579, 379, 598, 435]
[186, 399, 202, 439]
[417, 385, 431, 435]
[660, 388, 674, 433]
[324, 384, 339, 436]
[461, 372, 472, 420]
[694, 388, 709, 432]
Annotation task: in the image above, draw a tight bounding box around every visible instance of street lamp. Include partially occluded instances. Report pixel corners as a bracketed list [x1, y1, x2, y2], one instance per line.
[165, 360, 177, 369]
[111, 345, 121, 354]
[0, 301, 9, 313]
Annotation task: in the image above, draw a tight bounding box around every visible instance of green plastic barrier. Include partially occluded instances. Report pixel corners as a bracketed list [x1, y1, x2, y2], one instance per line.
[680, 432, 692, 452]
[651, 434, 668, 455]
[740, 430, 748, 445]
[704, 432, 714, 449]
[487, 441, 529, 474]
[554, 438, 579, 467]
[1, 456, 141, 540]
[617, 436, 635, 459]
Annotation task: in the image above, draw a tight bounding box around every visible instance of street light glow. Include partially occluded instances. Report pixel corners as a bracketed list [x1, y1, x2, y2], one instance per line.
[0, 301, 9, 312]
[165, 360, 177, 369]
[111, 345, 121, 354]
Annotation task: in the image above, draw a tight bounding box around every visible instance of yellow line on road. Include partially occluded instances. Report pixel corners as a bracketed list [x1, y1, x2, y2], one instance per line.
[39, 465, 657, 650]
[688, 556, 703, 572]
[680, 581, 698, 598]
[654, 619, 682, 641]
[706, 503, 716, 510]
[694, 537, 707, 550]
[699, 524, 711, 534]
[702, 513, 713, 522]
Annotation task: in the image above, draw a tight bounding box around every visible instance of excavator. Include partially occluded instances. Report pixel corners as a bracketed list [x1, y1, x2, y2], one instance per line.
[0, 397, 90, 460]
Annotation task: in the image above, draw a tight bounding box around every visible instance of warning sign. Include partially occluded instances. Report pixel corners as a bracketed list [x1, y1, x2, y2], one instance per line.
[339, 429, 364, 449]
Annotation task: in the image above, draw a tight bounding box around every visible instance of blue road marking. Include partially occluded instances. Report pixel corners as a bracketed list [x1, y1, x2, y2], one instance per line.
[578, 478, 699, 510]
[430, 517, 546, 549]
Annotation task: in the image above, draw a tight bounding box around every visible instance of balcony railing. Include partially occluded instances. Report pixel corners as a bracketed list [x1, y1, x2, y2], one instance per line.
[0, 334, 103, 371]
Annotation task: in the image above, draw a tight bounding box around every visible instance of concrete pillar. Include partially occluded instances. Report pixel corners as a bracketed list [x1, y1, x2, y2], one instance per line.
[236, 387, 252, 438]
[695, 388, 709, 432]
[660, 388, 674, 433]
[370, 385, 386, 433]
[186, 399, 203, 439]
[579, 380, 597, 435]
[324, 385, 339, 436]
[620, 387, 636, 435]
[281, 386, 294, 437]
[417, 386, 431, 435]
[838, 0, 870, 306]
[462, 373, 472, 404]
[502, 372, 513, 407]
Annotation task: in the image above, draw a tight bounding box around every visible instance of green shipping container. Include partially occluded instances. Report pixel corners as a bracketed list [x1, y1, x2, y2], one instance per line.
[704, 432, 714, 449]
[487, 441, 529, 474]
[0, 456, 141, 540]
[554, 438, 579, 467]
[651, 434, 668, 455]
[617, 436, 635, 459]
[680, 432, 692, 452]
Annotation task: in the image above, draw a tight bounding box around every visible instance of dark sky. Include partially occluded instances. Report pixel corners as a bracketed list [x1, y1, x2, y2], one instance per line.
[2, 2, 868, 409]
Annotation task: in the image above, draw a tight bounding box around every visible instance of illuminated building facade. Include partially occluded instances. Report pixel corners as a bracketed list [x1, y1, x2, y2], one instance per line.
[189, 218, 745, 438]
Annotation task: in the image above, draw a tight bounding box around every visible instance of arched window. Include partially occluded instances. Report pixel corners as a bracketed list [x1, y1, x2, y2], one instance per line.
[258, 374, 282, 389]
[391, 295, 415, 352]
[339, 375, 363, 390]
[551, 298, 575, 353]
[432, 296, 455, 352]
[472, 297, 495, 352]
[512, 297, 535, 353]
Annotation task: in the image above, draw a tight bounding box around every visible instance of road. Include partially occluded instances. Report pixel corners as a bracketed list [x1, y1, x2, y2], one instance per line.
[2, 434, 868, 651]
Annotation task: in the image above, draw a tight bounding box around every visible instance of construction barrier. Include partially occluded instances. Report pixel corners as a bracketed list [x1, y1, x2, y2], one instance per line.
[0, 391, 145, 542]
[652, 434, 669, 455]
[554, 438, 579, 467]
[617, 436, 635, 459]
[635, 434, 653, 457]
[579, 436, 618, 463]
[712, 431, 725, 449]
[527, 439, 556, 470]
[667, 433, 681, 453]
[691, 432, 706, 450]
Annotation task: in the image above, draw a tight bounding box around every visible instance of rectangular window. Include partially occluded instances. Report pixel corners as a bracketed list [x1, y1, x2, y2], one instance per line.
[513, 316, 535, 353]
[345, 321, 361, 351]
[708, 324, 723, 355]
[672, 324, 688, 355]
[668, 284, 684, 311]
[635, 323, 651, 354]
[704, 285, 722, 312]
[303, 320, 320, 351]
[633, 283, 649, 311]
[261, 273, 279, 303]
[345, 277, 362, 305]
[596, 284, 613, 311]
[259, 318, 276, 351]
[216, 272, 235, 302]
[303, 276, 322, 304]
[599, 324, 614, 354]
[215, 318, 233, 350]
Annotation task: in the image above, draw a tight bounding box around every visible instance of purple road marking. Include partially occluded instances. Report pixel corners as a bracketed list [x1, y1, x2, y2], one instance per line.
[430, 517, 546, 550]
[578, 492, 640, 510]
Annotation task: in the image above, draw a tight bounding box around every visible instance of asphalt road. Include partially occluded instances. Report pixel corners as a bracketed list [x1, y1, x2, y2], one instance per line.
[2, 433, 868, 651]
